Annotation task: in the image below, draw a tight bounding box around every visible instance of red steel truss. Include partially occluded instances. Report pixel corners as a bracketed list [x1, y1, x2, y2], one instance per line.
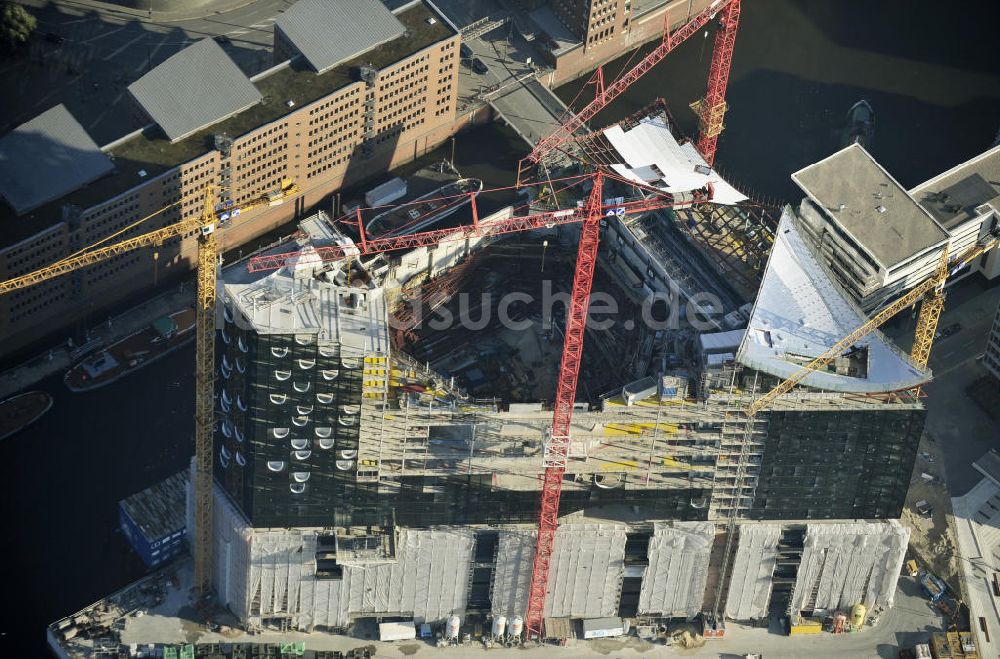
[523, 173, 604, 639]
[247, 179, 712, 272]
[694, 0, 741, 165]
[518, 0, 733, 179]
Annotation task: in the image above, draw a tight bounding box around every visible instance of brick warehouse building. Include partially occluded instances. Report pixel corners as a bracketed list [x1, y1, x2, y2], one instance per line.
[528, 0, 718, 86]
[0, 0, 460, 360]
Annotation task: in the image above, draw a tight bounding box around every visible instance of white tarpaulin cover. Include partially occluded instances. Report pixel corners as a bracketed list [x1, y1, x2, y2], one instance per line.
[492, 525, 626, 619]
[545, 524, 627, 618]
[638, 522, 714, 617]
[789, 520, 909, 613]
[602, 115, 748, 205]
[205, 481, 475, 630]
[492, 530, 536, 618]
[725, 524, 782, 620]
[737, 209, 931, 393]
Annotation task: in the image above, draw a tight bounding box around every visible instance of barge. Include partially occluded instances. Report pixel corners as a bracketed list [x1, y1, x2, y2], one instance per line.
[65, 308, 196, 392]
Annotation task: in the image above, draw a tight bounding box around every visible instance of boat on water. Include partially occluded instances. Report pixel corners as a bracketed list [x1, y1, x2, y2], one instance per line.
[0, 391, 53, 440]
[844, 99, 874, 148]
[365, 178, 483, 237]
[65, 307, 197, 392]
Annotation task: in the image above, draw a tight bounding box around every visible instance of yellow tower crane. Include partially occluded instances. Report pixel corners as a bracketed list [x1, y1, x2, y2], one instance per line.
[0, 178, 300, 596]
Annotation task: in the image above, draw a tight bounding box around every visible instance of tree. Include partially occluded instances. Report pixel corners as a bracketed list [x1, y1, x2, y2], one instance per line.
[0, 3, 37, 51]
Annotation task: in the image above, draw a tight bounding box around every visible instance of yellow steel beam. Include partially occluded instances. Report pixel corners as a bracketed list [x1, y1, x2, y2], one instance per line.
[909, 249, 950, 370]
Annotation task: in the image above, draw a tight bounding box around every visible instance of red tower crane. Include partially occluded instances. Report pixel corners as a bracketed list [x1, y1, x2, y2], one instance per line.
[692, 0, 741, 166]
[247, 175, 715, 639]
[517, 0, 740, 182]
[254, 2, 744, 632]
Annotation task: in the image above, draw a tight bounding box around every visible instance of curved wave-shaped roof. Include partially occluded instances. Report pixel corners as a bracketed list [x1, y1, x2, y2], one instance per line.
[736, 209, 931, 393]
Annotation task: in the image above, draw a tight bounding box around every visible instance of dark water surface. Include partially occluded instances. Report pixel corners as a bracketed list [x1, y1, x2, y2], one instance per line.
[3, 0, 1000, 652]
[557, 0, 1000, 200]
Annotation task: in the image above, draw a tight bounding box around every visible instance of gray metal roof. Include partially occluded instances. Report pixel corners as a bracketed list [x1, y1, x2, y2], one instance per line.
[127, 39, 262, 142]
[0, 104, 113, 215]
[275, 0, 406, 74]
[974, 449, 1000, 487]
[792, 143, 948, 268]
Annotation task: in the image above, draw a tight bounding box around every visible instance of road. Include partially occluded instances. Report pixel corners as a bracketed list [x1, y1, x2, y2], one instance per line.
[3, 0, 294, 142]
[455, 27, 565, 147]
[884, 277, 1000, 496]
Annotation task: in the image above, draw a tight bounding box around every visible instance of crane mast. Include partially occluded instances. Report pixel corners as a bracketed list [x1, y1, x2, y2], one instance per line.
[193, 191, 218, 596]
[0, 181, 300, 597]
[524, 173, 605, 639]
[692, 0, 741, 166]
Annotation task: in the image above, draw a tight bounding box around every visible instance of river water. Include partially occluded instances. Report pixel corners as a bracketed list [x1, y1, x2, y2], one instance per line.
[3, 0, 999, 653]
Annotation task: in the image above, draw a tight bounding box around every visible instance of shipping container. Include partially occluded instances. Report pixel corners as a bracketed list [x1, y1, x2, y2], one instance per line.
[582, 617, 625, 639]
[365, 177, 407, 208]
[379, 621, 417, 641]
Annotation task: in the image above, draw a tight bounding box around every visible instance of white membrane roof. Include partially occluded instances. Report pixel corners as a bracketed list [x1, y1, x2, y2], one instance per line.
[736, 209, 931, 393]
[603, 115, 747, 205]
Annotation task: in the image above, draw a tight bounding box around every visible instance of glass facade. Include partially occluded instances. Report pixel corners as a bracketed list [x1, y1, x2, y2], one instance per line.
[215, 305, 364, 527]
[750, 408, 925, 520]
[215, 303, 924, 528]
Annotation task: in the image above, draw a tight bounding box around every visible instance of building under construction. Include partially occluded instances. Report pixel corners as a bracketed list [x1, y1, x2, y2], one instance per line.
[38, 0, 1000, 648]
[192, 112, 942, 635]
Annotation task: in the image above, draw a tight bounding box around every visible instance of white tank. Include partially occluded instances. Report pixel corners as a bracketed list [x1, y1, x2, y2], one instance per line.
[446, 615, 461, 639]
[509, 616, 524, 638]
[492, 615, 507, 638]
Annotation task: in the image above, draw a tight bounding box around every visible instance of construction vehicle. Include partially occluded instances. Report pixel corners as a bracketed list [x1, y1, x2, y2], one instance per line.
[0, 178, 300, 596]
[8, 0, 983, 634]
[921, 568, 948, 603]
[789, 615, 823, 635]
[704, 232, 1000, 630]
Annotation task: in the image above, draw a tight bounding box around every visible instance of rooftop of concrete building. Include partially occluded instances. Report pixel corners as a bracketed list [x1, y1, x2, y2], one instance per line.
[791, 143, 949, 268]
[973, 448, 1000, 487]
[222, 212, 387, 352]
[910, 143, 1000, 231]
[119, 471, 188, 542]
[0, 2, 453, 248]
[951, 473, 1000, 658]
